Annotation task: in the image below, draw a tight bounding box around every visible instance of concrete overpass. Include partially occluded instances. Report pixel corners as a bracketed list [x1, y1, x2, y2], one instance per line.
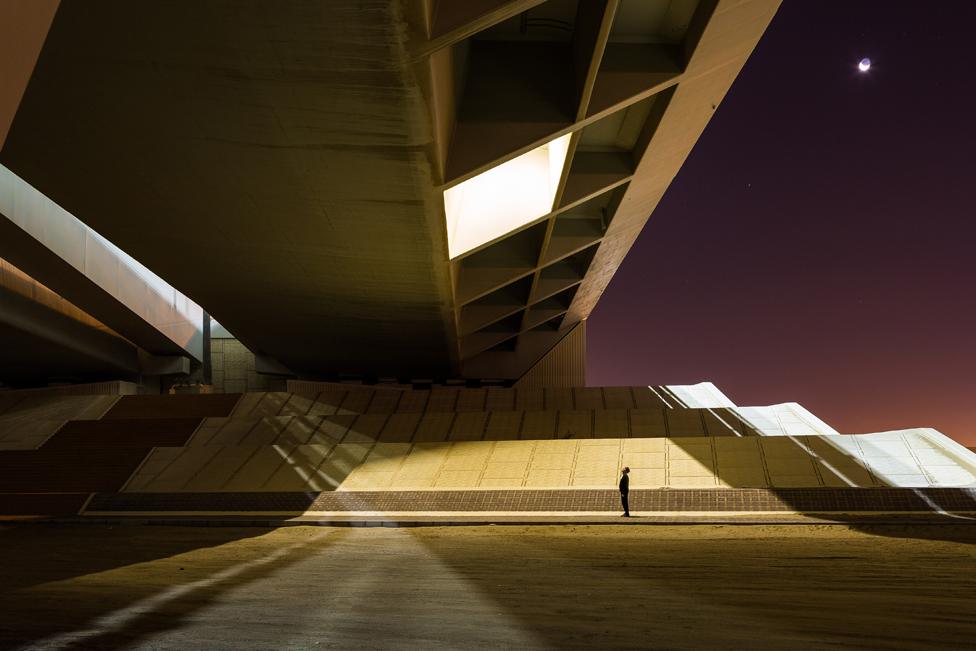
[0, 0, 780, 385]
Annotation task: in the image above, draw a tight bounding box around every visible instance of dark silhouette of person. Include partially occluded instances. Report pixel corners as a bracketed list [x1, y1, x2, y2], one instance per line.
[619, 466, 631, 517]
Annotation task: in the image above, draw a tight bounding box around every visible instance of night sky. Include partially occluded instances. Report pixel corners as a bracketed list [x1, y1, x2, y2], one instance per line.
[588, 1, 976, 445]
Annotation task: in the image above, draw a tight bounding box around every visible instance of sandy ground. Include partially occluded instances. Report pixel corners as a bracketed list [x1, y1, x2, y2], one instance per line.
[0, 523, 974, 650]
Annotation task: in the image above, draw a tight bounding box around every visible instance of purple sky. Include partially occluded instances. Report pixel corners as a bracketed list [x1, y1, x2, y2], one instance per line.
[588, 1, 976, 445]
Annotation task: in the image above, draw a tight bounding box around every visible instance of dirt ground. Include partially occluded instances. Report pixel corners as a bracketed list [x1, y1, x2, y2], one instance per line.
[0, 523, 974, 650]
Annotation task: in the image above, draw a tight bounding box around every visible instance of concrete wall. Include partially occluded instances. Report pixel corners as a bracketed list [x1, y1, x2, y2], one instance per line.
[210, 339, 286, 394]
[515, 321, 587, 389]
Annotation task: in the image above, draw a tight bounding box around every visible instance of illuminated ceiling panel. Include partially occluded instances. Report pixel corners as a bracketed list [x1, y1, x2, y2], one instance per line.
[444, 133, 571, 259]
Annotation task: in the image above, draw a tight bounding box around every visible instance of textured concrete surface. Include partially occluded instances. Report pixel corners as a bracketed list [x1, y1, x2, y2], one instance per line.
[0, 394, 118, 450]
[2, 0, 456, 379]
[86, 487, 976, 519]
[0, 0, 782, 381]
[243, 386, 677, 415]
[124, 432, 976, 493]
[63, 513, 976, 527]
[1, 523, 974, 649]
[209, 339, 287, 395]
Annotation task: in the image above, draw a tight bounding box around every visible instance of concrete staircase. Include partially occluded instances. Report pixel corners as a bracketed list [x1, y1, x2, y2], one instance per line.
[1, 386, 975, 519]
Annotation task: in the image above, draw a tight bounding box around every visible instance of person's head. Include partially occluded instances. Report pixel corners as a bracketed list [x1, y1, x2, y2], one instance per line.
[622, 467, 630, 474]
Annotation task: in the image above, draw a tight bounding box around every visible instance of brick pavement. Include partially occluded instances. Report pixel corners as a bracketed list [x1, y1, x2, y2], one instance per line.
[85, 487, 976, 514]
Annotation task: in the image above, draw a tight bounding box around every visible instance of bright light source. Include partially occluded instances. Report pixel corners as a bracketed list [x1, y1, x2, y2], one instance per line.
[444, 133, 571, 259]
[858, 57, 871, 72]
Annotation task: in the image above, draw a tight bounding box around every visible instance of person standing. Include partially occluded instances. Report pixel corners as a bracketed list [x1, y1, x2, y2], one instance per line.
[619, 467, 631, 517]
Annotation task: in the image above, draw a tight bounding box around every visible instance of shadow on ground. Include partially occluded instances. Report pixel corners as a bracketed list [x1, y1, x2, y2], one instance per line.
[409, 523, 976, 648]
[0, 523, 974, 649]
[0, 524, 347, 649]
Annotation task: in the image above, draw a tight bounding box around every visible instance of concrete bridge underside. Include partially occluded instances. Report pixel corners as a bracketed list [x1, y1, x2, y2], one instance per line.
[1, 0, 456, 380]
[0, 0, 779, 383]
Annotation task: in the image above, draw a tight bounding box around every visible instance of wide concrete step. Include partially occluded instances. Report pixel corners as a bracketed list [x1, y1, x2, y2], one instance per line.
[0, 449, 149, 493]
[189, 407, 753, 447]
[102, 394, 241, 420]
[0, 394, 121, 450]
[0, 393, 119, 420]
[0, 492, 90, 516]
[119, 432, 976, 494]
[235, 386, 675, 418]
[42, 418, 200, 449]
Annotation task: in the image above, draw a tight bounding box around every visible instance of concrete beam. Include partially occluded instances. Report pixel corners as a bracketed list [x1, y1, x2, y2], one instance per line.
[0, 165, 203, 360]
[137, 352, 191, 376]
[0, 284, 139, 383]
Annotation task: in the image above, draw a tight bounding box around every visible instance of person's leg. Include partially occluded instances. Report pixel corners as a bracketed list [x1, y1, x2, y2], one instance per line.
[620, 492, 630, 516]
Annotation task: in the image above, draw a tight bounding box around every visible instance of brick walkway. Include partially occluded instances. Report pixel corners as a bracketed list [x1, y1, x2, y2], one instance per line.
[86, 487, 976, 514]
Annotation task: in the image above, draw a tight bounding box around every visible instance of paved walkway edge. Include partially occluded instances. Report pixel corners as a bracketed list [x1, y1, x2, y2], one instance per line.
[11, 511, 976, 528]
